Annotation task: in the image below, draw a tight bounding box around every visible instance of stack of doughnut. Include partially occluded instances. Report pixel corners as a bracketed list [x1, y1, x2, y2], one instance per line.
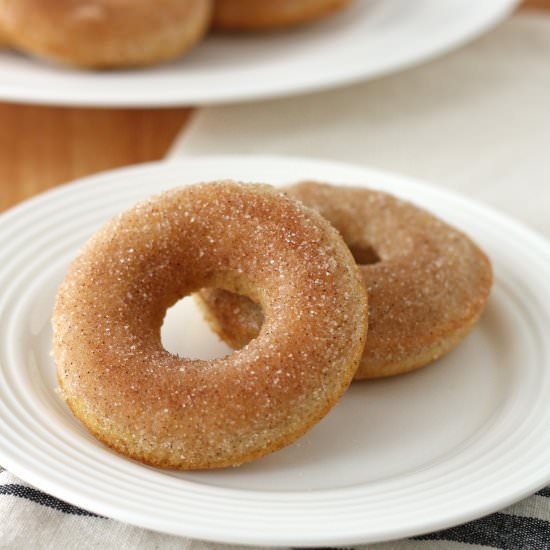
[53, 180, 492, 470]
[0, 0, 353, 69]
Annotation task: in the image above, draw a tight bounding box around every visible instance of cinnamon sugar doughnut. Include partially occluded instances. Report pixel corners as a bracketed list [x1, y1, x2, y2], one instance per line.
[0, 0, 212, 68]
[212, 0, 352, 30]
[53, 181, 368, 469]
[197, 181, 492, 380]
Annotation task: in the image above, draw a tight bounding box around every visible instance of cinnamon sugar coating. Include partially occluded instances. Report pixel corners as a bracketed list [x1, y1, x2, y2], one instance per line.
[53, 181, 368, 469]
[197, 182, 493, 379]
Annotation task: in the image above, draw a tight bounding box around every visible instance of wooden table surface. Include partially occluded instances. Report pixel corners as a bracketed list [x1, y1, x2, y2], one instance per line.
[0, 1, 546, 213]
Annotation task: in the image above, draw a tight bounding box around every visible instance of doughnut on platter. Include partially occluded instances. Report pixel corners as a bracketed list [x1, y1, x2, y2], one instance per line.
[0, 156, 548, 546]
[0, 0, 517, 106]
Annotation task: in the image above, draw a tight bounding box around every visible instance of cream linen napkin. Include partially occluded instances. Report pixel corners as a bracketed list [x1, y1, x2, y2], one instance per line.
[2, 11, 549, 550]
[170, 13, 550, 238]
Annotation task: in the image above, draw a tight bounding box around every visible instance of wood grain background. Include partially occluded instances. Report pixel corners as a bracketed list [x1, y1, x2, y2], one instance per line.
[0, 1, 546, 212]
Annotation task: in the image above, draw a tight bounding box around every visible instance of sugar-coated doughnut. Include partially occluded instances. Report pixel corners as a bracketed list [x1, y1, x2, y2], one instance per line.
[212, 0, 352, 30]
[53, 181, 368, 469]
[197, 181, 493, 380]
[0, 0, 213, 68]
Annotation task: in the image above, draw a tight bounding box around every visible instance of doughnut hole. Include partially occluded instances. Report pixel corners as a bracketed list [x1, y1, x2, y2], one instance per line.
[194, 287, 264, 351]
[161, 294, 239, 360]
[348, 243, 381, 266]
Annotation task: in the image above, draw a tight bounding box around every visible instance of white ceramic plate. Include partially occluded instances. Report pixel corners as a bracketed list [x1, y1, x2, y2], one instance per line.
[0, 0, 518, 107]
[0, 156, 549, 547]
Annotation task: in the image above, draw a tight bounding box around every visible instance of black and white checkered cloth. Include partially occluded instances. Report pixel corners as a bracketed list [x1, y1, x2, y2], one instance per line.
[1, 466, 549, 549]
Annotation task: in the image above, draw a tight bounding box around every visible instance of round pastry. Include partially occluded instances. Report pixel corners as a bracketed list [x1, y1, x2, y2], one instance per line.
[212, 0, 352, 30]
[0, 0, 213, 68]
[197, 181, 493, 380]
[53, 181, 368, 469]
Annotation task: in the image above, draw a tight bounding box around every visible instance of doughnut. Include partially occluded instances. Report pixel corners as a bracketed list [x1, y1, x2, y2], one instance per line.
[197, 181, 493, 380]
[212, 0, 352, 30]
[53, 181, 368, 469]
[0, 0, 213, 68]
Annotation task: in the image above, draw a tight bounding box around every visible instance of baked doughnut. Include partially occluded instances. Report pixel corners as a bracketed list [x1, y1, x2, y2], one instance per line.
[197, 181, 493, 380]
[0, 0, 213, 68]
[212, 0, 352, 30]
[53, 181, 368, 469]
